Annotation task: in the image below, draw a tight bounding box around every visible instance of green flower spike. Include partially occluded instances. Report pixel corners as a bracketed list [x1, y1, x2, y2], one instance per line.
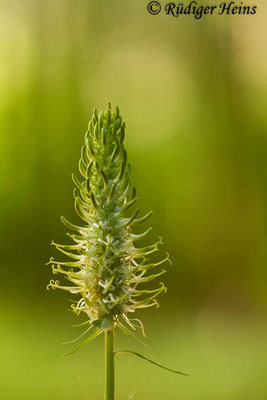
[47, 104, 187, 399]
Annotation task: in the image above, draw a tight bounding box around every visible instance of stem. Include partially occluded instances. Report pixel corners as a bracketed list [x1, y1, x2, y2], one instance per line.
[105, 325, 114, 400]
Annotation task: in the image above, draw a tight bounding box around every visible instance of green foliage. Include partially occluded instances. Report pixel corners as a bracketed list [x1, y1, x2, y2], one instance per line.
[47, 103, 169, 337]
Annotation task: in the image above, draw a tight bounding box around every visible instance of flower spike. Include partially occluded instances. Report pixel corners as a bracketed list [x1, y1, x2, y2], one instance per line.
[47, 104, 169, 340]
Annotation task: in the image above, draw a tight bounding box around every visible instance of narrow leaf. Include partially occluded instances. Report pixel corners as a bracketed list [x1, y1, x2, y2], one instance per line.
[115, 350, 190, 376]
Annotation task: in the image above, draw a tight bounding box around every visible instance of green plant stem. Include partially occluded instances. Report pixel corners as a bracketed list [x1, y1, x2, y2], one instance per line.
[105, 325, 114, 400]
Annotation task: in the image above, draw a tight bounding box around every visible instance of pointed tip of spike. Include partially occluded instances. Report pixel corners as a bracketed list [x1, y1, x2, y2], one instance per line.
[115, 105, 120, 117]
[93, 108, 98, 121]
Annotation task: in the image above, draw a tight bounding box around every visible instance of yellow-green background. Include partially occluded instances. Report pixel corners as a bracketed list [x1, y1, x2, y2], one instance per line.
[1, 1, 267, 399]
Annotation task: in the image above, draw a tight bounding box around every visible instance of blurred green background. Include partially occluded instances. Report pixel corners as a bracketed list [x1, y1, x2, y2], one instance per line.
[1, 0, 267, 399]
